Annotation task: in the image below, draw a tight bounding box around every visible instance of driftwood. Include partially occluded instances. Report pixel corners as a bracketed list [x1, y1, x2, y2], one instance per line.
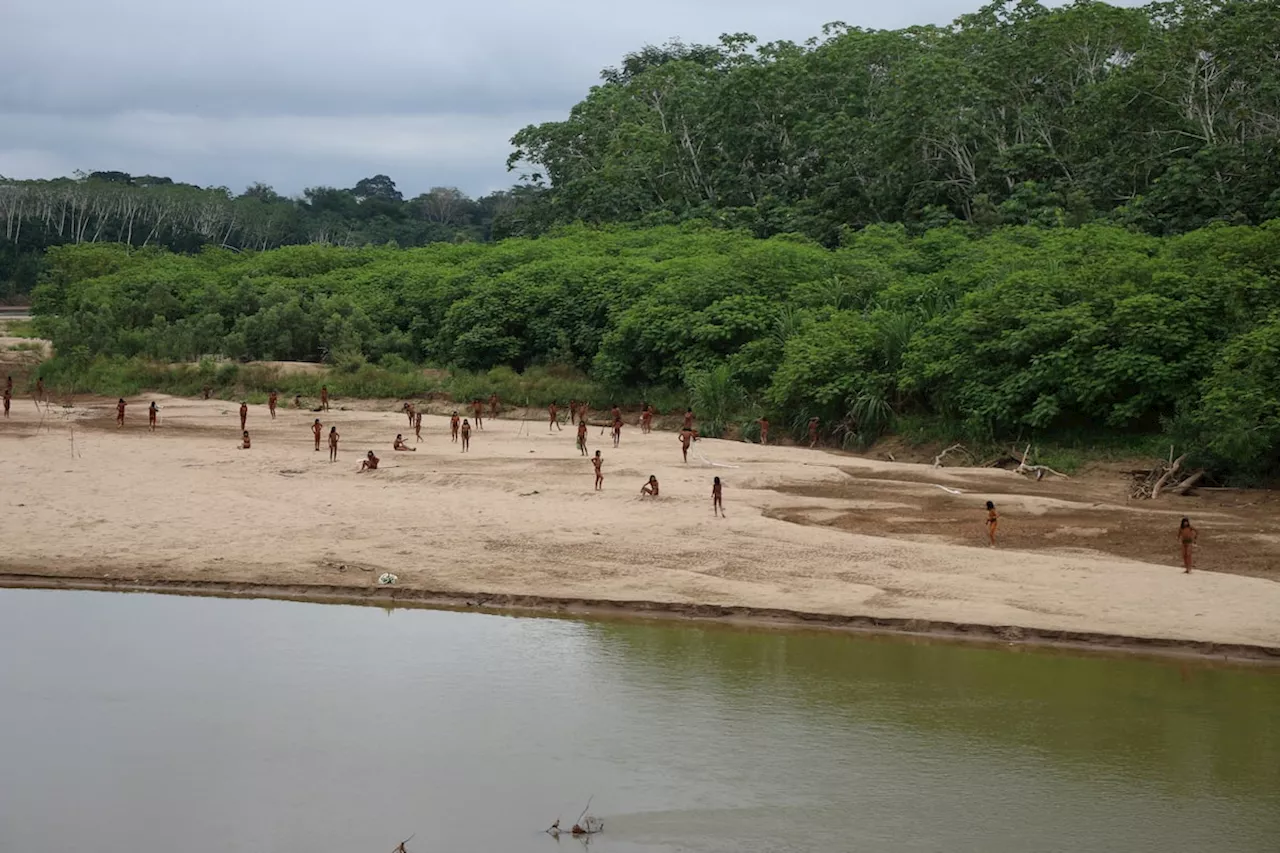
[1128, 453, 1205, 499]
[1172, 470, 1206, 495]
[932, 443, 972, 468]
[1014, 444, 1068, 480]
[547, 797, 604, 838]
[1150, 454, 1186, 500]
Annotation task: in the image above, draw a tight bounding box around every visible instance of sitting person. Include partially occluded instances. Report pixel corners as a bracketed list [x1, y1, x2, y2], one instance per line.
[640, 475, 659, 497]
[359, 450, 380, 472]
[393, 433, 416, 451]
[239, 430, 251, 450]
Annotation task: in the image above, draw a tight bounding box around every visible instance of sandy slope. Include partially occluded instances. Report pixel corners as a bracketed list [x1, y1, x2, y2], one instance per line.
[2, 394, 1279, 649]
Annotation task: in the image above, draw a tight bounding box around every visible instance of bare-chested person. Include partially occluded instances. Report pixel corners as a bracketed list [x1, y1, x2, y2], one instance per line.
[611, 414, 623, 448]
[328, 426, 339, 462]
[393, 433, 416, 452]
[359, 450, 379, 472]
[1177, 517, 1198, 572]
[471, 399, 484, 430]
[202, 385, 213, 400]
[640, 475, 659, 497]
[6, 375, 13, 394]
[148, 401, 159, 431]
[3, 385, 12, 417]
[548, 401, 561, 431]
[489, 393, 500, 420]
[239, 430, 251, 450]
[808, 417, 820, 448]
[320, 385, 330, 411]
[403, 402, 415, 426]
[610, 404, 621, 425]
[294, 394, 303, 409]
[641, 404, 653, 434]
[450, 410, 460, 442]
[679, 427, 695, 462]
[592, 450, 603, 490]
[569, 400, 578, 425]
[682, 408, 694, 431]
[757, 417, 769, 445]
[268, 391, 278, 419]
[312, 418, 323, 451]
[116, 398, 127, 427]
[712, 476, 725, 517]
[460, 418, 472, 452]
[239, 401, 248, 431]
[35, 377, 44, 402]
[576, 419, 589, 456]
[414, 410, 423, 442]
[577, 402, 589, 425]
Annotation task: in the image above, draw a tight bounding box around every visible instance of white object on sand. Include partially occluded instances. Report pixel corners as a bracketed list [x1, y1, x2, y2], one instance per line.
[378, 572, 398, 585]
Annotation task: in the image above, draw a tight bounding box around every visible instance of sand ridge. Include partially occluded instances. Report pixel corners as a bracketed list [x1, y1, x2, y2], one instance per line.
[2, 394, 1279, 651]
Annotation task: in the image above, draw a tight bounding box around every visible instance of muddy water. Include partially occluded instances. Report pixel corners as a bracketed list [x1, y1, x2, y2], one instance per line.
[0, 590, 1276, 853]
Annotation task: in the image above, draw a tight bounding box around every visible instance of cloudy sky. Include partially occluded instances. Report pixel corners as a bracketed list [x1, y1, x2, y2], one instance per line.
[1, 1, 1139, 199]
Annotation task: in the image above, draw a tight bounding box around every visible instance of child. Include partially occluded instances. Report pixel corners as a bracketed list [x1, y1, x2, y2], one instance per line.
[359, 450, 379, 471]
[239, 430, 251, 450]
[328, 426, 339, 462]
[985, 501, 999, 547]
[641, 475, 659, 497]
[593, 450, 603, 490]
[712, 476, 724, 517]
[393, 434, 416, 451]
[461, 418, 471, 452]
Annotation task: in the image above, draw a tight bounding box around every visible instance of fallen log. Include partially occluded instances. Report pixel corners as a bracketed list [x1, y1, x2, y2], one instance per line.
[1151, 454, 1186, 500]
[1172, 470, 1206, 496]
[932, 443, 970, 468]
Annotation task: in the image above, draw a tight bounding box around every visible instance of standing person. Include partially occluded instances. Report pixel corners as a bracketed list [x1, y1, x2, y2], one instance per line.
[116, 398, 127, 427]
[148, 401, 159, 431]
[293, 394, 302, 409]
[35, 377, 44, 402]
[471, 399, 484, 430]
[450, 410, 461, 442]
[592, 450, 603, 490]
[712, 476, 725, 517]
[548, 402, 561, 431]
[2, 385, 10, 418]
[403, 402, 415, 426]
[239, 430, 251, 450]
[1177, 518, 1199, 573]
[679, 428, 694, 462]
[610, 404, 621, 425]
[320, 386, 330, 411]
[359, 450, 379, 472]
[807, 417, 820, 448]
[569, 400, 578, 426]
[268, 391, 278, 419]
[640, 475, 659, 497]
[239, 401, 248, 431]
[489, 393, 500, 420]
[312, 418, 324, 451]
[328, 426, 339, 462]
[576, 419, 589, 457]
[985, 501, 999, 548]
[682, 408, 694, 432]
[578, 402, 590, 425]
[641, 405, 653, 434]
[4, 375, 11, 394]
[414, 410, 423, 443]
[460, 418, 472, 452]
[757, 417, 770, 445]
[202, 385, 213, 400]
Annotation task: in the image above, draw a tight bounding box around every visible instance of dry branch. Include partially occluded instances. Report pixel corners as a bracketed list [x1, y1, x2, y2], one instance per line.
[932, 443, 971, 468]
[1150, 454, 1186, 500]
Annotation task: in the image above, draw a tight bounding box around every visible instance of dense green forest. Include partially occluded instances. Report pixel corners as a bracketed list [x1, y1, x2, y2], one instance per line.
[30, 219, 1280, 480]
[14, 0, 1280, 480]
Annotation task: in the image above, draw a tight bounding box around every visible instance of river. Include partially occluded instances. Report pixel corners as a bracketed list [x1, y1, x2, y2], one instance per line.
[0, 589, 1276, 852]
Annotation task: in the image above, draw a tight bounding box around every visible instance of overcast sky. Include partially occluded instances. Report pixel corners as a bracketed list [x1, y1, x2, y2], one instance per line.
[1, 1, 1141, 199]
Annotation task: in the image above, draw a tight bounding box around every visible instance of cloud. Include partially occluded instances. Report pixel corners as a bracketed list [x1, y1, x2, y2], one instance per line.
[0, 0, 1147, 196]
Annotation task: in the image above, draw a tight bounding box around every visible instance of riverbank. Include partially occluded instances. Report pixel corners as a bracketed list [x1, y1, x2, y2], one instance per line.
[4, 395, 1280, 659]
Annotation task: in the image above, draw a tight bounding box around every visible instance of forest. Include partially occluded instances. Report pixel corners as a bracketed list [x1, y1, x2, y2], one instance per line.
[13, 0, 1280, 481]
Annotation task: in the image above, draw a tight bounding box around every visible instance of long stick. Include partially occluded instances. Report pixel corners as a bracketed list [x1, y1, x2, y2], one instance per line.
[575, 796, 593, 827]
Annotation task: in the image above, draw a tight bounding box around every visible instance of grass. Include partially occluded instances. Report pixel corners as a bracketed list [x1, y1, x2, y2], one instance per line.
[1, 319, 39, 338]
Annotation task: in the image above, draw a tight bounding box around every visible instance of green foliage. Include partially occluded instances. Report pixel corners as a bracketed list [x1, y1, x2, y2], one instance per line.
[686, 364, 746, 438]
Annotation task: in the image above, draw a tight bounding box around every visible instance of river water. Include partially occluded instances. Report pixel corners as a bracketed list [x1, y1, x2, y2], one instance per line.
[0, 589, 1276, 853]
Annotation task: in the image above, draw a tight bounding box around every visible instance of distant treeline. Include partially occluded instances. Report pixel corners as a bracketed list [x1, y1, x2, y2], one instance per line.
[32, 220, 1280, 481]
[0, 172, 546, 299]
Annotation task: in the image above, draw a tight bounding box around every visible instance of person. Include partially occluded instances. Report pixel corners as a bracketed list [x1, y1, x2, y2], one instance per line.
[682, 408, 694, 431]
[239, 430, 251, 450]
[359, 450, 379, 472]
[610, 404, 621, 425]
[1177, 517, 1199, 573]
[489, 393, 500, 420]
[294, 394, 303, 409]
[239, 401, 248, 431]
[548, 402, 561, 431]
[808, 417, 820, 448]
[328, 426, 339, 462]
[268, 391, 278, 419]
[569, 399, 578, 426]
[148, 401, 159, 431]
[116, 398, 126, 427]
[471, 398, 484, 430]
[414, 410, 423, 442]
[460, 418, 471, 452]
[679, 427, 694, 462]
[578, 402, 589, 425]
[757, 417, 769, 445]
[592, 450, 603, 490]
[320, 386, 330, 411]
[450, 410, 461, 442]
[35, 377, 44, 402]
[393, 434, 416, 451]
[713, 476, 725, 517]
[5, 375, 12, 393]
[641, 475, 659, 497]
[985, 501, 999, 547]
[576, 419, 589, 457]
[3, 385, 11, 418]
[611, 414, 623, 448]
[202, 385, 213, 400]
[641, 405, 653, 434]
[312, 418, 323, 451]
[403, 402, 415, 426]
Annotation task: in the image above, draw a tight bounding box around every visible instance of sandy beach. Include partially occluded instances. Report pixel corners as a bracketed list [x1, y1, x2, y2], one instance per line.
[2, 394, 1280, 657]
